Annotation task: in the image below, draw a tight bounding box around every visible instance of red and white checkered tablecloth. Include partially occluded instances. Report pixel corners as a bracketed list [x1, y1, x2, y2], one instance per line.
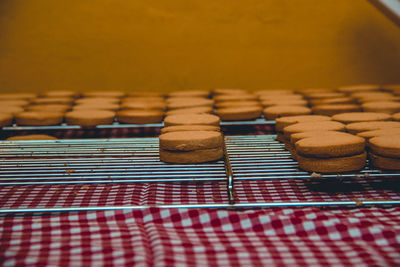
[1, 207, 400, 266]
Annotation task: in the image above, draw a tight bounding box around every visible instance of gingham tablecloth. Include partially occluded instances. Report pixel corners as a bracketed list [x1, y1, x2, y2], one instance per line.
[1, 207, 400, 266]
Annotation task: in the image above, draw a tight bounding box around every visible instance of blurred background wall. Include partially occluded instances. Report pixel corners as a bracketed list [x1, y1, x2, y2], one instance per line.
[0, 0, 399, 93]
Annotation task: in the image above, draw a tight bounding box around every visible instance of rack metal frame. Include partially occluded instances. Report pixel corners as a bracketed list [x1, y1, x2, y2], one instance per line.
[0, 135, 400, 214]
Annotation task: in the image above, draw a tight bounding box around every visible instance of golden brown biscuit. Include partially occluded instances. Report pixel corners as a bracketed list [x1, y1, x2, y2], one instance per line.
[275, 115, 331, 132]
[27, 104, 71, 113]
[161, 125, 220, 134]
[351, 91, 393, 99]
[263, 106, 312, 120]
[73, 103, 120, 111]
[306, 92, 346, 99]
[31, 97, 74, 105]
[0, 106, 24, 116]
[297, 152, 366, 173]
[6, 134, 57, 141]
[0, 100, 30, 107]
[40, 90, 80, 98]
[295, 133, 365, 158]
[216, 106, 262, 121]
[83, 91, 125, 98]
[167, 98, 213, 110]
[75, 97, 120, 105]
[213, 88, 248, 95]
[65, 110, 115, 126]
[0, 113, 13, 127]
[259, 94, 304, 102]
[290, 131, 345, 145]
[309, 97, 356, 106]
[159, 131, 223, 151]
[213, 94, 257, 102]
[369, 153, 400, 170]
[123, 97, 165, 103]
[117, 109, 163, 124]
[357, 128, 400, 143]
[0, 93, 36, 100]
[369, 134, 400, 158]
[168, 90, 210, 98]
[215, 101, 261, 108]
[312, 104, 361, 116]
[164, 114, 220, 127]
[261, 99, 308, 108]
[15, 111, 63, 126]
[283, 121, 346, 140]
[166, 106, 214, 116]
[159, 147, 224, 163]
[331, 112, 391, 124]
[254, 89, 294, 96]
[392, 112, 400, 121]
[121, 101, 166, 110]
[362, 101, 400, 114]
[337, 84, 380, 93]
[346, 121, 400, 134]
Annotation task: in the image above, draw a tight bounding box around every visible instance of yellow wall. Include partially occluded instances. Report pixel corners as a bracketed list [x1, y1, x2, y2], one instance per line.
[0, 0, 399, 93]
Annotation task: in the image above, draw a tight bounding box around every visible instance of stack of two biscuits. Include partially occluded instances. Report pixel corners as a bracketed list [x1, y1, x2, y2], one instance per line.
[279, 117, 367, 173]
[159, 113, 224, 163]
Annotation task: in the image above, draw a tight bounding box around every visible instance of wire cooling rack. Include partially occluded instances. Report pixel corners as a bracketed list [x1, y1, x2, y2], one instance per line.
[0, 135, 399, 213]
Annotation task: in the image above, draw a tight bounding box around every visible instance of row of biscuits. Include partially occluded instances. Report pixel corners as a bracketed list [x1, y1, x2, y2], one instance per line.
[274, 111, 400, 173]
[159, 114, 224, 163]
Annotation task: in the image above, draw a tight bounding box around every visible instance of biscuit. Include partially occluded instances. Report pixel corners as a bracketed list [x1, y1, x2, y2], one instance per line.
[123, 97, 165, 103]
[309, 97, 356, 106]
[40, 90, 80, 98]
[351, 91, 393, 99]
[164, 114, 220, 127]
[261, 99, 308, 107]
[263, 106, 312, 120]
[117, 109, 164, 124]
[306, 92, 346, 99]
[382, 84, 400, 92]
[312, 104, 361, 116]
[216, 106, 262, 121]
[27, 104, 71, 113]
[283, 121, 345, 140]
[0, 100, 30, 107]
[161, 125, 220, 134]
[332, 112, 391, 124]
[168, 90, 210, 98]
[121, 101, 166, 110]
[6, 134, 57, 141]
[65, 110, 115, 126]
[73, 103, 120, 111]
[213, 94, 257, 102]
[31, 97, 74, 105]
[0, 93, 36, 100]
[213, 88, 248, 95]
[159, 130, 223, 151]
[255, 89, 294, 96]
[76, 97, 120, 105]
[337, 84, 380, 93]
[369, 152, 400, 170]
[357, 128, 400, 143]
[297, 152, 366, 173]
[362, 101, 400, 114]
[0, 113, 13, 127]
[295, 133, 365, 158]
[167, 98, 213, 110]
[345, 121, 400, 134]
[83, 91, 125, 98]
[259, 94, 304, 102]
[275, 115, 331, 132]
[215, 101, 261, 108]
[159, 147, 224, 163]
[369, 134, 400, 158]
[0, 106, 24, 116]
[166, 106, 214, 116]
[290, 131, 345, 145]
[15, 111, 63, 126]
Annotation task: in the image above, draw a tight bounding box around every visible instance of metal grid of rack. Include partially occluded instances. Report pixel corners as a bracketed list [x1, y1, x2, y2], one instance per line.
[0, 135, 400, 213]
